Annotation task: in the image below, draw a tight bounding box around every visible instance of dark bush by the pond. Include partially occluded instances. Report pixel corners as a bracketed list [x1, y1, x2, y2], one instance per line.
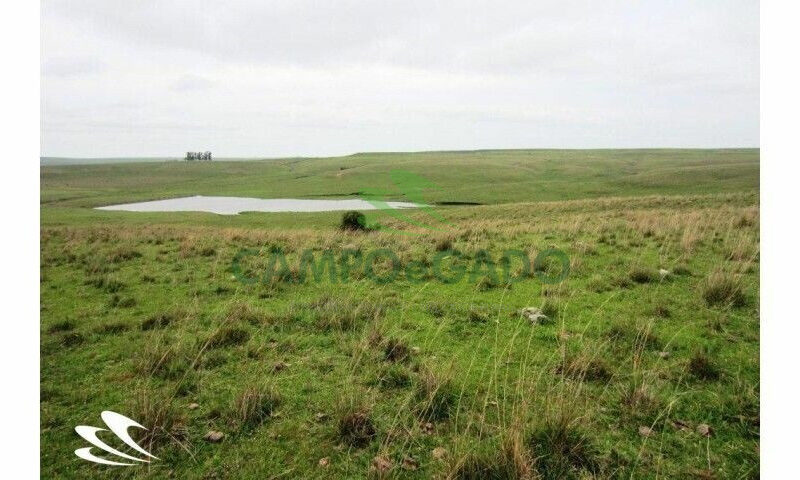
[340, 211, 367, 231]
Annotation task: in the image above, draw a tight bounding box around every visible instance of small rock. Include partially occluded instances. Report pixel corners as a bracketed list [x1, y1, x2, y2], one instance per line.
[315, 412, 329, 422]
[411, 346, 421, 354]
[203, 431, 225, 443]
[696, 423, 713, 437]
[432, 447, 448, 460]
[659, 268, 671, 278]
[658, 351, 671, 359]
[371, 455, 392, 473]
[520, 307, 548, 325]
[318, 457, 330, 468]
[188, 403, 200, 410]
[272, 361, 290, 372]
[638, 426, 654, 437]
[401, 456, 419, 471]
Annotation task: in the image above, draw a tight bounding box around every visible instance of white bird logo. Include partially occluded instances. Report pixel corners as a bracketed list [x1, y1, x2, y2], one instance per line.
[74, 411, 158, 466]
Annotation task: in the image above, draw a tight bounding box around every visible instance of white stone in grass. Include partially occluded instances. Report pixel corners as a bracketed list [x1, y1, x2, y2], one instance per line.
[203, 431, 225, 443]
[521, 307, 548, 325]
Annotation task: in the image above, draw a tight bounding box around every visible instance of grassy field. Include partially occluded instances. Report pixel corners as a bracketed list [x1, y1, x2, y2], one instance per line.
[40, 149, 760, 479]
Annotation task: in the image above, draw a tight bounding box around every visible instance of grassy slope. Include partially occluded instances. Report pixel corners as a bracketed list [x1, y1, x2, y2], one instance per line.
[41, 148, 757, 208]
[40, 150, 759, 479]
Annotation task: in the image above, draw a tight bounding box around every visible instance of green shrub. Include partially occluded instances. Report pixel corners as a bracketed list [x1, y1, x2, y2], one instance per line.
[340, 211, 367, 231]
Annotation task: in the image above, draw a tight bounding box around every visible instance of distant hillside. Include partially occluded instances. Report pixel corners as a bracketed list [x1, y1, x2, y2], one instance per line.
[40, 157, 274, 166]
[40, 148, 759, 209]
[41, 157, 181, 166]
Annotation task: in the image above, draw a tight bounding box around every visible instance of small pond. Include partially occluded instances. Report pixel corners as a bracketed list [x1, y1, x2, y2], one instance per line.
[96, 195, 422, 215]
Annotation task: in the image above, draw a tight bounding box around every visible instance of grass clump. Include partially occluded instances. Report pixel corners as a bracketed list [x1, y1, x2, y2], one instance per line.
[426, 302, 446, 318]
[108, 294, 136, 308]
[108, 246, 142, 263]
[336, 399, 376, 447]
[475, 275, 498, 291]
[208, 327, 251, 349]
[449, 438, 531, 479]
[527, 415, 599, 479]
[606, 324, 662, 351]
[610, 276, 633, 289]
[555, 355, 613, 383]
[232, 386, 281, 430]
[383, 338, 411, 363]
[142, 312, 175, 331]
[435, 236, 454, 252]
[60, 332, 84, 348]
[619, 383, 663, 423]
[586, 275, 611, 293]
[468, 308, 489, 323]
[86, 276, 125, 293]
[199, 351, 229, 370]
[672, 264, 692, 276]
[414, 370, 458, 422]
[688, 351, 721, 381]
[310, 295, 386, 331]
[48, 320, 75, 333]
[540, 300, 560, 320]
[130, 390, 185, 450]
[98, 321, 129, 335]
[226, 302, 266, 326]
[629, 267, 656, 284]
[136, 344, 189, 380]
[375, 364, 412, 389]
[702, 271, 746, 307]
[651, 303, 671, 318]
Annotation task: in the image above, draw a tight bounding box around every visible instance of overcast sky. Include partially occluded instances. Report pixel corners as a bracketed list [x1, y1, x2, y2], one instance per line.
[41, 0, 759, 157]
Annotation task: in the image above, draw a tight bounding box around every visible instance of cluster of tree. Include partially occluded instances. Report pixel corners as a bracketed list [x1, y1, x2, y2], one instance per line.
[185, 151, 212, 161]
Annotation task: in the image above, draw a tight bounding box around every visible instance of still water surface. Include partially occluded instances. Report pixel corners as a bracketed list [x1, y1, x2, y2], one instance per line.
[96, 195, 421, 215]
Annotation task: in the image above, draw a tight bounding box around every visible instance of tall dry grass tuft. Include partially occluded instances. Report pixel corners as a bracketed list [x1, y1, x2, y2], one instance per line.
[135, 341, 190, 380]
[414, 369, 458, 422]
[702, 271, 746, 307]
[129, 389, 186, 452]
[527, 411, 599, 479]
[447, 433, 533, 479]
[309, 295, 387, 332]
[232, 385, 281, 430]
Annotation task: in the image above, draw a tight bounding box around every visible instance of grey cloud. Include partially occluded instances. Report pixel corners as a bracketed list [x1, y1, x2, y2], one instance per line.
[171, 74, 215, 92]
[40, 0, 759, 157]
[42, 56, 106, 77]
